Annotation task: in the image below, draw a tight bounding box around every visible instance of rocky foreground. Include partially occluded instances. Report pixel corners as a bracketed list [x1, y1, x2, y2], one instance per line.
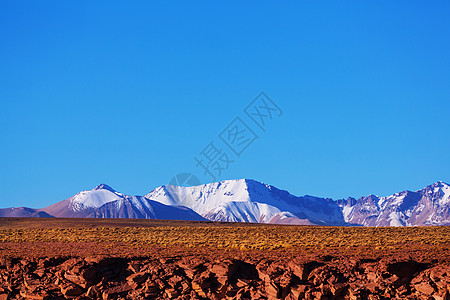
[0, 253, 449, 299]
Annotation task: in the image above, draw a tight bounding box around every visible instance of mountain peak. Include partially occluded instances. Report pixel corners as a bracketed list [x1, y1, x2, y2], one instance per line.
[93, 184, 116, 192]
[6, 178, 450, 226]
[413, 181, 450, 193]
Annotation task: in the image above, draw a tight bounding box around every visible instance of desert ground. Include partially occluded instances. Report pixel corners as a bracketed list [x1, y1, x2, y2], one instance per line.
[0, 218, 449, 299]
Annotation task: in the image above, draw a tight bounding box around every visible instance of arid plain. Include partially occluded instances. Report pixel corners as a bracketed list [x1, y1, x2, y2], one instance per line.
[0, 218, 449, 299]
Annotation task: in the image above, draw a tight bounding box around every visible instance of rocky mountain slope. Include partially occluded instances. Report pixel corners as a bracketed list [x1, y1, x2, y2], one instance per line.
[338, 181, 450, 226]
[87, 196, 206, 221]
[1, 180, 450, 226]
[146, 179, 345, 225]
[38, 184, 205, 221]
[0, 207, 53, 218]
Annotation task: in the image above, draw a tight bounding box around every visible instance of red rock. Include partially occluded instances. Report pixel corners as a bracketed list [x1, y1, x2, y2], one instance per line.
[211, 263, 230, 277]
[279, 271, 292, 287]
[126, 272, 148, 288]
[64, 272, 91, 288]
[127, 262, 141, 273]
[191, 272, 212, 298]
[192, 281, 208, 298]
[184, 268, 197, 279]
[60, 258, 83, 272]
[60, 283, 83, 298]
[234, 287, 251, 300]
[366, 271, 377, 281]
[33, 269, 45, 278]
[349, 286, 365, 300]
[265, 281, 279, 299]
[310, 290, 325, 299]
[19, 290, 48, 300]
[168, 275, 183, 287]
[84, 256, 107, 264]
[287, 261, 306, 280]
[396, 285, 408, 296]
[290, 284, 308, 298]
[23, 276, 44, 292]
[3, 248, 450, 300]
[436, 280, 449, 292]
[102, 291, 111, 300]
[155, 278, 166, 289]
[415, 282, 436, 295]
[101, 283, 132, 300]
[165, 288, 179, 298]
[86, 285, 100, 298]
[236, 279, 249, 288]
[443, 291, 450, 300]
[180, 280, 190, 293]
[144, 280, 160, 293]
[371, 283, 385, 295]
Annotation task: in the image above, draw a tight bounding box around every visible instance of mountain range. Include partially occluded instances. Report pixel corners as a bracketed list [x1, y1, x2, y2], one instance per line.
[1, 179, 449, 226]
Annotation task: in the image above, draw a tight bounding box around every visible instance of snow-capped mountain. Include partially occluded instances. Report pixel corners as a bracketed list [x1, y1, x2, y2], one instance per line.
[145, 179, 346, 225]
[87, 196, 206, 221]
[337, 181, 450, 226]
[39, 184, 205, 221]
[1, 180, 450, 226]
[41, 184, 126, 218]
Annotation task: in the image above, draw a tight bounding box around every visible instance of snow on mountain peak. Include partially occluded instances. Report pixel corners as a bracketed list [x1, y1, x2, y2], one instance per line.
[150, 178, 252, 208]
[430, 181, 450, 205]
[417, 181, 449, 191]
[145, 178, 346, 225]
[31, 178, 450, 226]
[432, 181, 450, 189]
[70, 184, 124, 211]
[93, 183, 116, 192]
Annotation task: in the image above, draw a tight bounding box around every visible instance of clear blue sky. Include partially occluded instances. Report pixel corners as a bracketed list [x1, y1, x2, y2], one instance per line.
[1, 1, 449, 208]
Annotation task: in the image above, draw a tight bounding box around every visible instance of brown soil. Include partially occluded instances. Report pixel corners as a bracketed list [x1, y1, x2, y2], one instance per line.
[0, 218, 449, 299]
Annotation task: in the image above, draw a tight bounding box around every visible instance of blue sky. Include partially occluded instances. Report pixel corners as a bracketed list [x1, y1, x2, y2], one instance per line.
[1, 1, 449, 208]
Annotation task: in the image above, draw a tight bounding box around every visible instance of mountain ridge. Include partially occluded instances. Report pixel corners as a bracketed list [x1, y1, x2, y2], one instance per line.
[1, 179, 449, 226]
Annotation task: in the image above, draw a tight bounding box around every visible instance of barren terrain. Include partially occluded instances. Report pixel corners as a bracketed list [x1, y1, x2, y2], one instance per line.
[0, 218, 449, 299]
